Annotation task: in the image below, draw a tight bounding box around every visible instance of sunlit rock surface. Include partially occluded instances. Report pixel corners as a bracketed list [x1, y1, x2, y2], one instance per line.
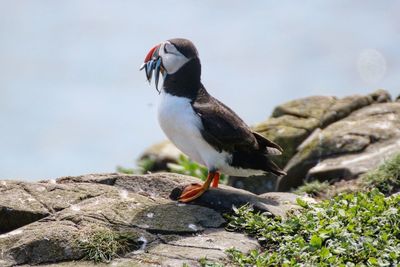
[0, 173, 307, 266]
[138, 141, 183, 172]
[279, 101, 400, 190]
[236, 90, 393, 192]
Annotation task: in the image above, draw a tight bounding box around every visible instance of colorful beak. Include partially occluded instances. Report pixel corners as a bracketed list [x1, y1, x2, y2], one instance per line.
[140, 44, 163, 92]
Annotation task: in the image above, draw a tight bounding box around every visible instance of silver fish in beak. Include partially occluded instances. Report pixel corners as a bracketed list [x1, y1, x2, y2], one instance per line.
[140, 44, 164, 93]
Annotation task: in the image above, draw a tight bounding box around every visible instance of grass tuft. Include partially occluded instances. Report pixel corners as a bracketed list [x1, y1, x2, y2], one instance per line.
[361, 153, 400, 195]
[198, 257, 225, 267]
[78, 227, 139, 263]
[293, 180, 331, 197]
[293, 153, 400, 199]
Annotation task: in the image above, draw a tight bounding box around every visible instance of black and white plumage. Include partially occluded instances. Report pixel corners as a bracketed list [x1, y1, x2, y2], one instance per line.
[141, 38, 285, 201]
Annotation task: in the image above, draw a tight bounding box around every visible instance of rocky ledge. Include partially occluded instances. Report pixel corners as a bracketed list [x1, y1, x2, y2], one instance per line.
[0, 173, 311, 267]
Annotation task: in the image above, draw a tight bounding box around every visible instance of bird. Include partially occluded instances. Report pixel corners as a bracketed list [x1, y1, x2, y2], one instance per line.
[140, 38, 285, 202]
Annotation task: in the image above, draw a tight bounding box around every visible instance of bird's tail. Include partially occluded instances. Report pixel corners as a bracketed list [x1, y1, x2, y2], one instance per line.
[264, 157, 287, 176]
[252, 131, 283, 155]
[231, 151, 286, 177]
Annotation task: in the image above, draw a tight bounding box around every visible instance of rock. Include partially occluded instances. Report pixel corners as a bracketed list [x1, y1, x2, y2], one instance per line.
[227, 175, 279, 195]
[229, 90, 391, 193]
[254, 95, 335, 168]
[58, 172, 198, 199]
[130, 229, 259, 267]
[279, 101, 400, 191]
[0, 181, 49, 233]
[34, 229, 257, 267]
[2, 221, 84, 265]
[139, 140, 183, 172]
[257, 192, 317, 217]
[369, 89, 392, 103]
[0, 173, 308, 266]
[132, 203, 225, 233]
[170, 184, 314, 217]
[0, 179, 118, 233]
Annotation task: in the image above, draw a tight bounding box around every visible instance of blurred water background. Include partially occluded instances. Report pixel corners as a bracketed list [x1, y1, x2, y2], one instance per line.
[1, 1, 399, 180]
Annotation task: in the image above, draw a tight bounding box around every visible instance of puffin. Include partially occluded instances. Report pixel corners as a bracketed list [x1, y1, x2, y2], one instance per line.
[140, 38, 285, 202]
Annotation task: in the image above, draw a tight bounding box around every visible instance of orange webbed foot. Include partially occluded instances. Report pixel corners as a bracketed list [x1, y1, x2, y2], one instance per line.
[178, 183, 209, 203]
[177, 171, 219, 202]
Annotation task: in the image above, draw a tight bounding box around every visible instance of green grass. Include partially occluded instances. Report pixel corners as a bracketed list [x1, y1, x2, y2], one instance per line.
[198, 257, 225, 267]
[225, 189, 400, 266]
[116, 158, 156, 175]
[78, 227, 139, 263]
[361, 153, 400, 195]
[116, 165, 136, 174]
[293, 153, 400, 199]
[293, 180, 331, 197]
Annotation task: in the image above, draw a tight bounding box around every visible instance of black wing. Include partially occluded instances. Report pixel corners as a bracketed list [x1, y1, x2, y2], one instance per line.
[192, 93, 282, 154]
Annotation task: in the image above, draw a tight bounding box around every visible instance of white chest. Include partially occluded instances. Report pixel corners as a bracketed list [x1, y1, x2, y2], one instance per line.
[157, 91, 235, 171]
[156, 91, 265, 177]
[157, 92, 204, 164]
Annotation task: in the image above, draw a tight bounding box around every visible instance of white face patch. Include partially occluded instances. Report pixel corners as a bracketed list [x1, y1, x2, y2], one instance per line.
[159, 41, 190, 74]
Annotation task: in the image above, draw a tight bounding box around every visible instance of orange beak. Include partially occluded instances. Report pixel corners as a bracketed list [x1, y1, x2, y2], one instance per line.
[140, 44, 163, 92]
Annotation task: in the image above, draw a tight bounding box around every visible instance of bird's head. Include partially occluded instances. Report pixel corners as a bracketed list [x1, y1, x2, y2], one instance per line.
[140, 38, 199, 92]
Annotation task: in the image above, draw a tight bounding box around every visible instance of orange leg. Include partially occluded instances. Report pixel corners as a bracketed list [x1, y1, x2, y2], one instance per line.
[211, 172, 220, 188]
[178, 171, 218, 202]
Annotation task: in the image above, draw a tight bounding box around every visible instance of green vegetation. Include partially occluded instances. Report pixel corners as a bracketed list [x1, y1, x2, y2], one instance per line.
[116, 158, 156, 175]
[116, 165, 135, 174]
[225, 190, 400, 266]
[117, 155, 227, 183]
[168, 155, 227, 183]
[293, 153, 400, 199]
[361, 153, 400, 195]
[78, 227, 139, 263]
[167, 155, 208, 180]
[293, 180, 331, 197]
[198, 257, 225, 267]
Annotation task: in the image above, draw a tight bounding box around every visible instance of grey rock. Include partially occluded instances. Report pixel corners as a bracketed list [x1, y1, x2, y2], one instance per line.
[0, 179, 116, 233]
[230, 90, 391, 193]
[138, 140, 183, 172]
[170, 184, 314, 218]
[131, 203, 225, 233]
[279, 102, 400, 191]
[133, 229, 259, 267]
[57, 172, 200, 199]
[0, 181, 49, 233]
[34, 230, 257, 267]
[257, 192, 316, 218]
[1, 173, 306, 266]
[2, 221, 84, 266]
